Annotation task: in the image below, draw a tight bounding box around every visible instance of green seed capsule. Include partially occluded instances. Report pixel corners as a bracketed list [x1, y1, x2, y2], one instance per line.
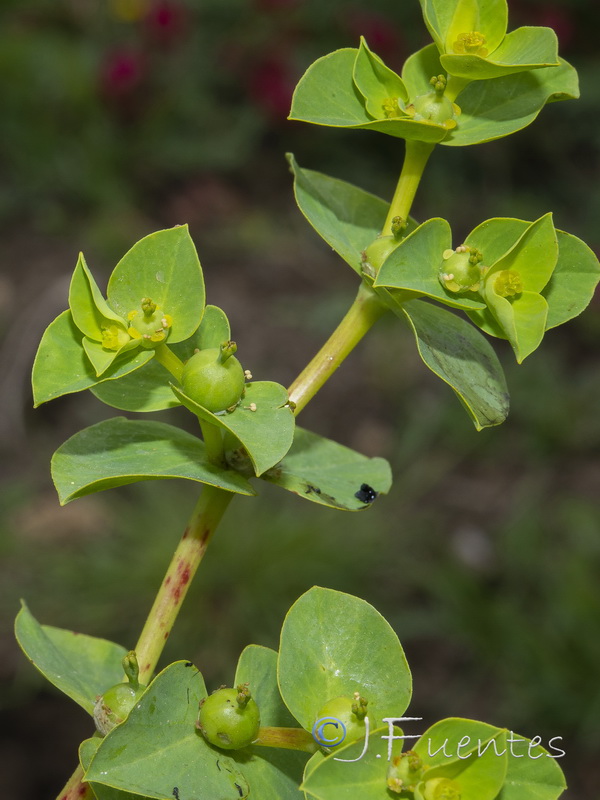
[181, 342, 245, 412]
[387, 750, 425, 793]
[93, 651, 145, 736]
[314, 694, 372, 750]
[423, 777, 462, 800]
[362, 235, 400, 276]
[197, 685, 261, 750]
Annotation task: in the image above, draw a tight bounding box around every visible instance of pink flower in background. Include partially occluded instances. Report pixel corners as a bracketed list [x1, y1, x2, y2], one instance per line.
[341, 10, 405, 65]
[145, 0, 188, 46]
[100, 48, 145, 97]
[535, 6, 575, 50]
[247, 54, 295, 121]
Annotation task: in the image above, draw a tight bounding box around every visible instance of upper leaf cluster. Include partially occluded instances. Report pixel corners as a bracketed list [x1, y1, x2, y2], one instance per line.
[289, 0, 578, 146]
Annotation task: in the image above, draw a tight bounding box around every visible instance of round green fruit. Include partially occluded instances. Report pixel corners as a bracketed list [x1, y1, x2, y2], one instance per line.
[181, 343, 245, 412]
[313, 694, 372, 750]
[93, 681, 145, 736]
[197, 686, 260, 750]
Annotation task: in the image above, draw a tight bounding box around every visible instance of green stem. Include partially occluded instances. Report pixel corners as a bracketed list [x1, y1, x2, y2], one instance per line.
[154, 343, 184, 382]
[445, 74, 470, 103]
[382, 139, 435, 234]
[134, 484, 233, 684]
[254, 727, 318, 754]
[199, 417, 226, 467]
[287, 283, 387, 415]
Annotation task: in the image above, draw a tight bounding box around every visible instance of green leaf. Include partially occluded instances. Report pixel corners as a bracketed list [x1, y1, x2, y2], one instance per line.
[397, 299, 509, 430]
[414, 718, 508, 800]
[374, 218, 486, 311]
[278, 587, 412, 733]
[353, 37, 408, 117]
[465, 217, 529, 265]
[171, 381, 295, 476]
[484, 288, 548, 363]
[402, 43, 445, 100]
[467, 220, 600, 334]
[419, 0, 508, 56]
[91, 305, 231, 412]
[289, 48, 450, 144]
[90, 359, 180, 413]
[442, 26, 559, 81]
[32, 310, 154, 407]
[543, 230, 600, 330]
[234, 646, 308, 799]
[497, 736, 567, 800]
[107, 226, 205, 344]
[86, 662, 254, 800]
[235, 646, 298, 728]
[444, 57, 579, 147]
[479, 214, 557, 361]
[484, 213, 558, 293]
[290, 48, 367, 126]
[301, 726, 402, 800]
[82, 334, 141, 378]
[80, 738, 146, 800]
[69, 253, 127, 341]
[262, 427, 392, 511]
[288, 154, 388, 275]
[51, 417, 256, 505]
[15, 602, 127, 715]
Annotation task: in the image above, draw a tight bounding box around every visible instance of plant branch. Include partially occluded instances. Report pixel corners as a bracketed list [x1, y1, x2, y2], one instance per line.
[55, 764, 94, 800]
[254, 727, 319, 753]
[382, 140, 435, 234]
[135, 484, 233, 684]
[198, 417, 226, 467]
[154, 342, 184, 382]
[287, 282, 387, 415]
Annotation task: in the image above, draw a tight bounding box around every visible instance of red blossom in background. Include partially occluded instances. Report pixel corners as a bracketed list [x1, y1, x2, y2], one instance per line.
[144, 0, 188, 47]
[341, 9, 406, 66]
[100, 48, 146, 98]
[246, 54, 295, 122]
[535, 6, 575, 50]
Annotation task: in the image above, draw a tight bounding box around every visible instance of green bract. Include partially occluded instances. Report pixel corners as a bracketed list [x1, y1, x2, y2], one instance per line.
[374, 214, 600, 363]
[419, 0, 559, 81]
[289, 24, 577, 146]
[33, 225, 205, 399]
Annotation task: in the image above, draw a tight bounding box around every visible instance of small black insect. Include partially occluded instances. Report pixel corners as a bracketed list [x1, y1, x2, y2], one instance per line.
[172, 787, 180, 800]
[184, 661, 193, 667]
[304, 483, 322, 495]
[234, 783, 244, 798]
[354, 483, 378, 504]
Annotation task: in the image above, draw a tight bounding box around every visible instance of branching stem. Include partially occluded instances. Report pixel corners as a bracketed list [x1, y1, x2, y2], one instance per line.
[382, 140, 435, 234]
[287, 282, 387, 415]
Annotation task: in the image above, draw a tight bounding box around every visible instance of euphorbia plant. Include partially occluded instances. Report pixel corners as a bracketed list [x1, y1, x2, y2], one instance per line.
[17, 1, 599, 798]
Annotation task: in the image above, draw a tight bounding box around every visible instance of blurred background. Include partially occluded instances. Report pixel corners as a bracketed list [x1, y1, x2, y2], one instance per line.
[0, 0, 599, 797]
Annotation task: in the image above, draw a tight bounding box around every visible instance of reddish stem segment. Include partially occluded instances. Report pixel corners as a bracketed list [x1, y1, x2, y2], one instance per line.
[134, 484, 233, 684]
[55, 764, 93, 800]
